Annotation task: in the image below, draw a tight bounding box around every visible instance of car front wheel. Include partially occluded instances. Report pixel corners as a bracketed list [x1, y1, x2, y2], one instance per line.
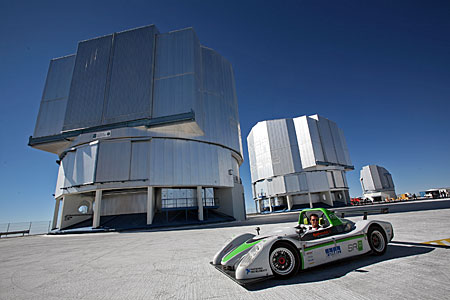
[269, 242, 300, 278]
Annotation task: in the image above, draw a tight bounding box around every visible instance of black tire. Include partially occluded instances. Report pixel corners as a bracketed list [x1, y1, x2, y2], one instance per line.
[368, 225, 387, 255]
[269, 242, 300, 278]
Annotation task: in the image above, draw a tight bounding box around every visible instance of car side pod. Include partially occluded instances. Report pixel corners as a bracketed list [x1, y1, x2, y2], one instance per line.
[212, 233, 255, 265]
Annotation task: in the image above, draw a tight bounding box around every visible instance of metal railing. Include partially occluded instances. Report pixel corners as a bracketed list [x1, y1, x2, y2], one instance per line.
[162, 197, 219, 209]
[0, 221, 52, 238]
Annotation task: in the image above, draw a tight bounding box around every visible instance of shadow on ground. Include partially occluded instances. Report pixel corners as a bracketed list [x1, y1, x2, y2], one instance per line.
[242, 243, 434, 291]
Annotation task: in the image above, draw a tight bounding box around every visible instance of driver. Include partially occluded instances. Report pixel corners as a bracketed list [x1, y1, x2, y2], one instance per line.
[310, 214, 320, 230]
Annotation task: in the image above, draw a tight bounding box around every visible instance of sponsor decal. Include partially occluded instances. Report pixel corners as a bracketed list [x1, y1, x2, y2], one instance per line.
[325, 246, 341, 257]
[313, 230, 331, 238]
[306, 251, 313, 255]
[246, 267, 267, 274]
[358, 240, 363, 251]
[348, 241, 363, 252]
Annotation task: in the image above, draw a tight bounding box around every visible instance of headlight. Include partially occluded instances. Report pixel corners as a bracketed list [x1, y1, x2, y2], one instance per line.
[239, 242, 264, 267]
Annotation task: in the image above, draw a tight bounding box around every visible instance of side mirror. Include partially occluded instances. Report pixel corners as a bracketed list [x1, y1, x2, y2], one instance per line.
[255, 227, 260, 235]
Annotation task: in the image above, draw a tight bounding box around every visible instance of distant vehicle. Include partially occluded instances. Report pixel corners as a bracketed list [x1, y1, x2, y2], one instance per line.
[212, 208, 394, 284]
[350, 197, 363, 205]
[424, 189, 450, 199]
[397, 193, 411, 200]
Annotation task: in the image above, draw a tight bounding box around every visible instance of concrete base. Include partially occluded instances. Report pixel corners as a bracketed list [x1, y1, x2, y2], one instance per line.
[1, 202, 450, 299]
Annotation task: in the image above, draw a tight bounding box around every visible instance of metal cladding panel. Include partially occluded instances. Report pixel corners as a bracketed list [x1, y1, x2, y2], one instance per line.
[42, 55, 76, 101]
[299, 173, 308, 191]
[338, 128, 352, 166]
[268, 176, 286, 195]
[155, 29, 198, 78]
[153, 29, 203, 120]
[61, 143, 97, 187]
[130, 141, 150, 180]
[55, 163, 65, 198]
[104, 26, 158, 124]
[153, 74, 197, 117]
[149, 139, 232, 187]
[385, 172, 394, 189]
[202, 92, 232, 149]
[284, 174, 300, 193]
[333, 170, 345, 187]
[149, 139, 165, 185]
[294, 117, 320, 168]
[267, 119, 294, 176]
[360, 166, 375, 192]
[218, 147, 233, 187]
[231, 152, 240, 178]
[247, 131, 258, 182]
[74, 143, 98, 185]
[327, 171, 335, 188]
[314, 115, 338, 164]
[370, 165, 383, 190]
[329, 120, 346, 165]
[62, 150, 76, 188]
[34, 100, 68, 138]
[96, 140, 131, 182]
[34, 55, 75, 137]
[63, 35, 113, 131]
[200, 47, 241, 154]
[377, 166, 394, 190]
[249, 122, 273, 182]
[270, 146, 293, 177]
[307, 117, 325, 164]
[306, 171, 329, 192]
[343, 172, 348, 187]
[287, 119, 303, 171]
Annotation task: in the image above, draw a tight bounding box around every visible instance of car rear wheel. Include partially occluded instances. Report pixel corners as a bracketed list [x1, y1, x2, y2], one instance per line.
[269, 242, 300, 278]
[368, 226, 387, 255]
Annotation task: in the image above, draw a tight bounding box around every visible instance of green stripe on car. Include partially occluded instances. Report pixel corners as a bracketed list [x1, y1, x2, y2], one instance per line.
[304, 234, 365, 251]
[222, 240, 262, 263]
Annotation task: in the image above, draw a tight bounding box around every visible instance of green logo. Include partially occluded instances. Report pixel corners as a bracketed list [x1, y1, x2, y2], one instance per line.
[357, 240, 363, 251]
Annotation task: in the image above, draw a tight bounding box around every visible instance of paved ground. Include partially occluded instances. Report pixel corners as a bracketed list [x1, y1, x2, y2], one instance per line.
[1, 200, 450, 300]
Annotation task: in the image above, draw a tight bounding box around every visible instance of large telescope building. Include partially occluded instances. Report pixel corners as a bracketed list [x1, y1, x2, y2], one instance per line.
[247, 115, 353, 212]
[360, 165, 396, 201]
[29, 25, 245, 230]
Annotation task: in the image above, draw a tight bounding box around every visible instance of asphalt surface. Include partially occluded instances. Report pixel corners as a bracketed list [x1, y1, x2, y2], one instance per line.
[1, 199, 449, 300]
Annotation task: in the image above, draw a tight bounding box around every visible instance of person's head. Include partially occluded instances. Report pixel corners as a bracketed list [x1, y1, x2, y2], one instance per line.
[310, 213, 319, 228]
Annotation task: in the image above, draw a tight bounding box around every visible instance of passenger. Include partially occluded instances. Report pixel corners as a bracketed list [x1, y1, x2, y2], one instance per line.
[310, 214, 320, 230]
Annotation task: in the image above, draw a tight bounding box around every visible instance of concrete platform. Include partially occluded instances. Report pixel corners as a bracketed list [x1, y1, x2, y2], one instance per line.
[1, 201, 449, 299]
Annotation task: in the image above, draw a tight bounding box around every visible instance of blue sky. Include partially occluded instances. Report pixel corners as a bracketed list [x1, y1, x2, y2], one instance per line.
[1, 0, 449, 222]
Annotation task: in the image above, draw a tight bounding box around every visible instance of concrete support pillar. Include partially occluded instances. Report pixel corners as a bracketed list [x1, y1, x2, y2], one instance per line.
[287, 195, 293, 211]
[57, 196, 66, 229]
[147, 187, 154, 225]
[269, 198, 273, 212]
[308, 193, 313, 208]
[52, 198, 61, 230]
[197, 186, 204, 221]
[328, 191, 334, 207]
[93, 190, 102, 228]
[258, 199, 262, 213]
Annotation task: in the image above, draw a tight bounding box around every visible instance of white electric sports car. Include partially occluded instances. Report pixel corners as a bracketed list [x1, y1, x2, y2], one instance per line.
[212, 208, 393, 284]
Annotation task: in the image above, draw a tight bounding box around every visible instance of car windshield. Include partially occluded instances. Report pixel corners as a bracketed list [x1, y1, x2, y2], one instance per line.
[299, 209, 344, 228]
